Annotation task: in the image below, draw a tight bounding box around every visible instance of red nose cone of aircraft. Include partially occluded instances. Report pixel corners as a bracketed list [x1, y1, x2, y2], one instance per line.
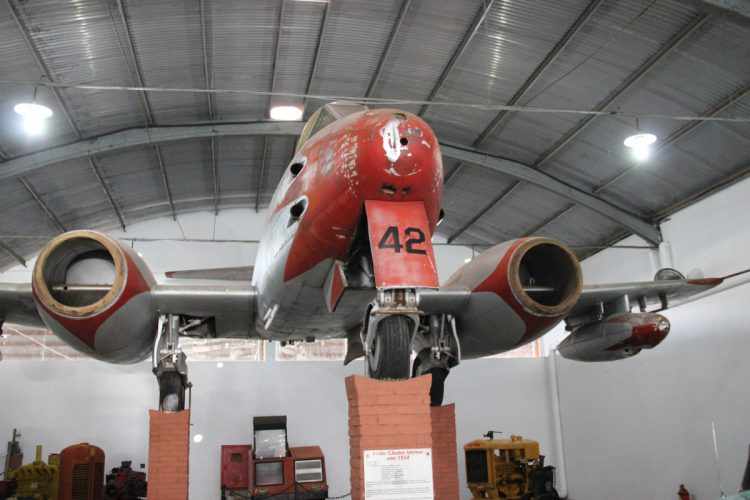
[356, 109, 443, 230]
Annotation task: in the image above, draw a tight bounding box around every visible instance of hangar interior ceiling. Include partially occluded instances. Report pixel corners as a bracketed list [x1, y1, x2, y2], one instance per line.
[0, 0, 749, 270]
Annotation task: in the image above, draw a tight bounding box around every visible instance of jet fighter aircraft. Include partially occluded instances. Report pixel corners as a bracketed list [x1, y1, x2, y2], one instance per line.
[0, 102, 731, 408]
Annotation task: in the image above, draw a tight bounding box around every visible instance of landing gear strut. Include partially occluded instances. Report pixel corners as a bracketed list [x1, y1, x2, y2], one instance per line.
[153, 314, 190, 411]
[364, 290, 419, 381]
[363, 290, 460, 405]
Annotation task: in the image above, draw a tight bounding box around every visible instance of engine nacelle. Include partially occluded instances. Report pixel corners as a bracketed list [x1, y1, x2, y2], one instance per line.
[32, 230, 158, 363]
[558, 312, 670, 362]
[441, 237, 582, 359]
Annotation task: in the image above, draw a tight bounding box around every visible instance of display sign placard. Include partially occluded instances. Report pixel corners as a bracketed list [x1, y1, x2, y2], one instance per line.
[363, 448, 434, 500]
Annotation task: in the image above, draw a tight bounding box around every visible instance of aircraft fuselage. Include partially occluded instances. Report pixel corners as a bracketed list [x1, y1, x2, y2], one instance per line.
[252, 107, 443, 341]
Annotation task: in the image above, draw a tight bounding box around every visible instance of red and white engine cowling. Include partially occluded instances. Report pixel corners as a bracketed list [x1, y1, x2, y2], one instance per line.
[558, 312, 671, 362]
[441, 237, 583, 359]
[31, 230, 158, 363]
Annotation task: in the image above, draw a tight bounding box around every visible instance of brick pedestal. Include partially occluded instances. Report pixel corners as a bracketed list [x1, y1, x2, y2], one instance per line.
[346, 375, 459, 500]
[431, 404, 459, 500]
[148, 410, 190, 500]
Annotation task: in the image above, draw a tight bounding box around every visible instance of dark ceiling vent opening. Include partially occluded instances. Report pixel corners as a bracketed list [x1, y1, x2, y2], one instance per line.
[289, 162, 304, 176]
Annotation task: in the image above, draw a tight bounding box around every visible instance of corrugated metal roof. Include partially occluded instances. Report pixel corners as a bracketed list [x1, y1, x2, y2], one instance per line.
[0, 0, 748, 269]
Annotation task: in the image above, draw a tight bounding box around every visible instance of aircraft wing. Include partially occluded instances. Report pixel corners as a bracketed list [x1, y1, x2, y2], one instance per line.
[569, 276, 724, 317]
[0, 280, 257, 339]
[0, 282, 44, 328]
[151, 281, 257, 338]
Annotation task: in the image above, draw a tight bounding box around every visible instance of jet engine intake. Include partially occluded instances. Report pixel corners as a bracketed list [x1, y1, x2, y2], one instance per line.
[32, 230, 158, 362]
[438, 237, 582, 358]
[558, 312, 670, 362]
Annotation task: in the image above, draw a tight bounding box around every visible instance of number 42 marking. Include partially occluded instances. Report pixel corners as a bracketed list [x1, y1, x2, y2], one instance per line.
[377, 226, 427, 255]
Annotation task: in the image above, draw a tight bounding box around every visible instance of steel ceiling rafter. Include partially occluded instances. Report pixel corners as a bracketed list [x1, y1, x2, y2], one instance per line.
[199, 0, 219, 214]
[114, 0, 177, 221]
[527, 82, 750, 237]
[18, 177, 67, 233]
[365, 0, 413, 98]
[256, 138, 270, 212]
[7, 0, 88, 242]
[0, 122, 304, 181]
[440, 143, 662, 244]
[418, 0, 496, 116]
[89, 157, 126, 232]
[475, 0, 606, 147]
[534, 13, 711, 170]
[451, 12, 710, 244]
[596, 83, 750, 194]
[256, 0, 286, 212]
[0, 241, 26, 267]
[446, 183, 521, 243]
[445, 0, 605, 238]
[303, 1, 330, 114]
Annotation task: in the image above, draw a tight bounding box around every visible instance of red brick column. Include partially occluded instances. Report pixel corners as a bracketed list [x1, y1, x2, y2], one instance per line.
[346, 375, 433, 500]
[431, 404, 459, 500]
[148, 410, 190, 500]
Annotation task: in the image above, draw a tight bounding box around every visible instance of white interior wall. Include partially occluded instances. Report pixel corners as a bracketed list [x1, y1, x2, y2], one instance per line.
[0, 357, 555, 500]
[556, 176, 750, 500]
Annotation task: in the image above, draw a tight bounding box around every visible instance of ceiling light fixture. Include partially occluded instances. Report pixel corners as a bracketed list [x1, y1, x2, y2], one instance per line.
[14, 102, 53, 136]
[270, 105, 303, 121]
[624, 132, 657, 162]
[15, 85, 54, 136]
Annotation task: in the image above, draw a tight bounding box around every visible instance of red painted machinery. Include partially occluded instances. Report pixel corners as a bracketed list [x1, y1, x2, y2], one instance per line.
[220, 416, 328, 500]
[58, 443, 105, 500]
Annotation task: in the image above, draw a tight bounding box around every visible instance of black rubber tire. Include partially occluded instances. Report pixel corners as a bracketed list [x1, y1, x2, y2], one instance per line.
[368, 315, 412, 379]
[158, 371, 185, 411]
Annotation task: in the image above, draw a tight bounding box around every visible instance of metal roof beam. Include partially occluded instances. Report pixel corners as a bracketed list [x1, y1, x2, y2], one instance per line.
[255, 138, 269, 212]
[447, 183, 520, 243]
[440, 143, 662, 244]
[303, 2, 330, 113]
[444, 0, 604, 240]
[418, 0, 496, 116]
[534, 14, 710, 169]
[114, 0, 179, 220]
[366, 0, 412, 97]
[453, 13, 708, 242]
[595, 83, 750, 194]
[255, 1, 286, 211]
[7, 0, 82, 138]
[0, 121, 304, 181]
[199, 0, 214, 120]
[153, 145, 176, 221]
[18, 177, 67, 233]
[89, 157, 126, 231]
[473, 0, 605, 147]
[0, 241, 26, 267]
[199, 0, 219, 214]
[114, 0, 154, 123]
[699, 0, 750, 19]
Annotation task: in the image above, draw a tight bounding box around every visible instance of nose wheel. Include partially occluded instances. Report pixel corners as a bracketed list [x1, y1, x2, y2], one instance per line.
[366, 315, 413, 380]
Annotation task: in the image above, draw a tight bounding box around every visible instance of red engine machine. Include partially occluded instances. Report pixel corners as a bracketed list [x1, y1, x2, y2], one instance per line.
[58, 443, 105, 500]
[220, 416, 328, 500]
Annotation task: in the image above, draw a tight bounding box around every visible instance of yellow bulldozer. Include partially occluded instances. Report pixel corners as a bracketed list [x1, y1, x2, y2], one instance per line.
[464, 432, 559, 500]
